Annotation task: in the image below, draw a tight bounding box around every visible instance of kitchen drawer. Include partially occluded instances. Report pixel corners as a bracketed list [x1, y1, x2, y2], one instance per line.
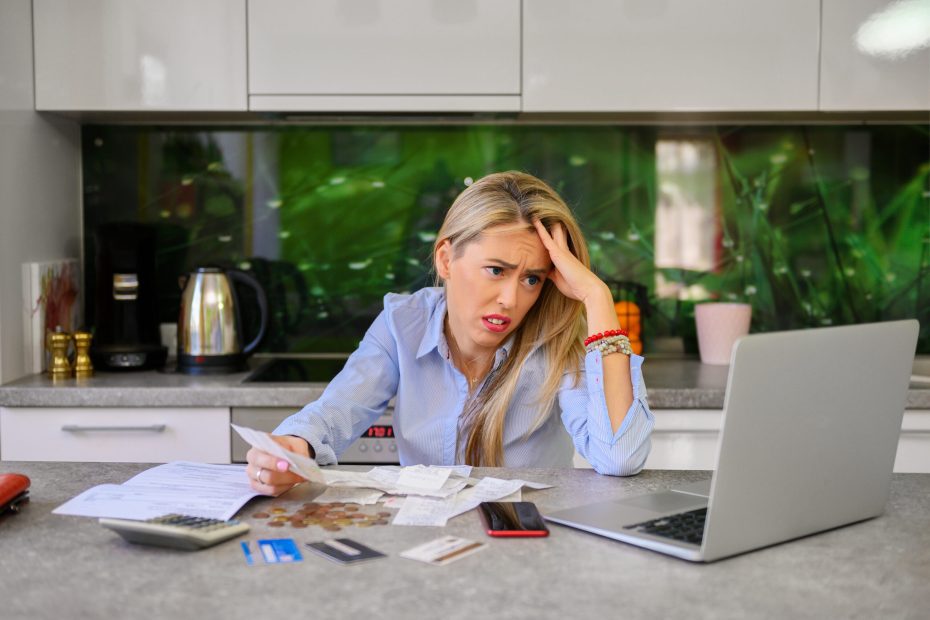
[0, 407, 230, 463]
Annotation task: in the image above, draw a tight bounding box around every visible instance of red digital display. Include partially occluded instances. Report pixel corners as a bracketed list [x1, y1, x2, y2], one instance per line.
[364, 425, 394, 438]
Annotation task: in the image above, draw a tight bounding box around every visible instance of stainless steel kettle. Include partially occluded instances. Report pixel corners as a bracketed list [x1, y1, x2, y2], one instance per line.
[176, 267, 268, 374]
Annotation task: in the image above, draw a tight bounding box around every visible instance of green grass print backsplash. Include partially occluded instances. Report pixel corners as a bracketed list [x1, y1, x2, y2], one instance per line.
[82, 124, 930, 354]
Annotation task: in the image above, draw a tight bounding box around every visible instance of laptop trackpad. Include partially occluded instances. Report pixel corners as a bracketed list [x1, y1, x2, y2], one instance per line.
[619, 491, 707, 516]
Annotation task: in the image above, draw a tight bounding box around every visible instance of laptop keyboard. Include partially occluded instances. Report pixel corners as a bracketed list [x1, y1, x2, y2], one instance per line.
[624, 507, 707, 545]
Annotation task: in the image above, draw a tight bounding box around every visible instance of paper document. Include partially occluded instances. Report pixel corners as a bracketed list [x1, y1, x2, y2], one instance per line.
[391, 476, 549, 526]
[231, 423, 325, 483]
[53, 461, 261, 521]
[314, 486, 384, 505]
[396, 464, 452, 491]
[392, 496, 456, 527]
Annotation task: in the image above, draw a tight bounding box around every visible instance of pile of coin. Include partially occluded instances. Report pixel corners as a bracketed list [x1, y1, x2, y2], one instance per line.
[252, 501, 393, 532]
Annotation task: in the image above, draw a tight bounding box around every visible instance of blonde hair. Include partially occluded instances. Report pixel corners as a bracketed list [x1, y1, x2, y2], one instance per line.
[433, 171, 589, 467]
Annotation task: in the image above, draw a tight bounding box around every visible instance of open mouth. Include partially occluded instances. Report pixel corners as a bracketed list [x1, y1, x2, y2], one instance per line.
[482, 314, 511, 333]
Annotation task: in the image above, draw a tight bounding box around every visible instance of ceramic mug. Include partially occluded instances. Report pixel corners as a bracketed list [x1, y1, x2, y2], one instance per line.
[695, 303, 752, 365]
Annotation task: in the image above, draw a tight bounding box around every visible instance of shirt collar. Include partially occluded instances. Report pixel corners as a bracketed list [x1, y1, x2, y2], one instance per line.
[415, 288, 516, 366]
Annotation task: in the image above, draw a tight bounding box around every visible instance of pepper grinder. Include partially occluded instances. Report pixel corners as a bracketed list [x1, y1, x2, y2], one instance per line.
[73, 331, 94, 378]
[46, 331, 73, 379]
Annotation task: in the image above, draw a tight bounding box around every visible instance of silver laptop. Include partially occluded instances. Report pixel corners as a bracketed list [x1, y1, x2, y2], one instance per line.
[545, 320, 919, 562]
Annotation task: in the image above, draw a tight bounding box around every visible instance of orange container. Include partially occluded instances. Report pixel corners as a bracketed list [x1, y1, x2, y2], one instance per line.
[614, 300, 643, 354]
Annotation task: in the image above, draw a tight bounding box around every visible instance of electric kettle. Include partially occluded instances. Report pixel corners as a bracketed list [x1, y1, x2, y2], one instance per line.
[176, 267, 268, 374]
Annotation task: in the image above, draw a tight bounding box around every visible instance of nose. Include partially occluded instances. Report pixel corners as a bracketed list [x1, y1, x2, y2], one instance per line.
[497, 276, 519, 309]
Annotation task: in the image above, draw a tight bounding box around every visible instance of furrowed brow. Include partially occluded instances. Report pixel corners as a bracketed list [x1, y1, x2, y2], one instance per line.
[487, 258, 549, 276]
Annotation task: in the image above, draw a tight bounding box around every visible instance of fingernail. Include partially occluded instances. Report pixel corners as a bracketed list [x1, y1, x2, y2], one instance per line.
[276, 460, 288, 472]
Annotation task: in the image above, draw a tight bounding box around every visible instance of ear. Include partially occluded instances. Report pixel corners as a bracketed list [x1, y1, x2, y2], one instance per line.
[434, 239, 453, 280]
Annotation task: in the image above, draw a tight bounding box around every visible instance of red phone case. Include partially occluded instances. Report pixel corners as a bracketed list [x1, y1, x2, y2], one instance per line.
[0, 473, 31, 514]
[478, 502, 550, 537]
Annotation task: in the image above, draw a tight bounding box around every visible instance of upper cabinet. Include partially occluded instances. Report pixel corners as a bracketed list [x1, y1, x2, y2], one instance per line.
[33, 0, 247, 111]
[522, 0, 821, 112]
[820, 0, 930, 111]
[247, 0, 521, 112]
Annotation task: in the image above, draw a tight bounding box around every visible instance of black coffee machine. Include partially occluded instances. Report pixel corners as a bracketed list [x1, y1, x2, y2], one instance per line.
[89, 223, 167, 370]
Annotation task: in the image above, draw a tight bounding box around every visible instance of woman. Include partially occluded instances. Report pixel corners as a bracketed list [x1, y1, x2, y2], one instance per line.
[247, 171, 654, 495]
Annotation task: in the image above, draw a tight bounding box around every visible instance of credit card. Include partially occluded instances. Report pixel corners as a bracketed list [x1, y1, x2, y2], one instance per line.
[400, 536, 486, 566]
[305, 538, 386, 564]
[242, 538, 303, 566]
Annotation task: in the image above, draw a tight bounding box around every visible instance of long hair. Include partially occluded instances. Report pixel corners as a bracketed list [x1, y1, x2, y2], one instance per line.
[433, 171, 590, 466]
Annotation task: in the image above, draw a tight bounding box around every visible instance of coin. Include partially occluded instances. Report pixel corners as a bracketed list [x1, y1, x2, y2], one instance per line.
[330, 502, 345, 507]
[323, 525, 342, 532]
[272, 515, 289, 523]
[268, 521, 285, 527]
[290, 522, 308, 528]
[345, 506, 359, 512]
[377, 511, 391, 517]
[252, 512, 270, 519]
[271, 507, 287, 514]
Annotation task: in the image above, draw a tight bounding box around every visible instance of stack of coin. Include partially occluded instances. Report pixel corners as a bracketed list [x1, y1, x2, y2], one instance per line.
[252, 501, 393, 532]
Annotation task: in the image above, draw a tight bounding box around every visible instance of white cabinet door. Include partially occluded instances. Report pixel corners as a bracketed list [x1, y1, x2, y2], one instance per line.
[820, 0, 930, 111]
[248, 0, 521, 111]
[0, 407, 231, 463]
[33, 0, 247, 111]
[574, 409, 930, 472]
[523, 0, 820, 112]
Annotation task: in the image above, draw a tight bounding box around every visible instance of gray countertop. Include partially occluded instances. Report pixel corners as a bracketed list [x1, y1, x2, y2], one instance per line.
[2, 356, 929, 409]
[1, 462, 927, 619]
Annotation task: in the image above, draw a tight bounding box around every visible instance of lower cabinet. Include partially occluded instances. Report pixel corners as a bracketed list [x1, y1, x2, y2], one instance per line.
[575, 409, 930, 473]
[0, 407, 230, 463]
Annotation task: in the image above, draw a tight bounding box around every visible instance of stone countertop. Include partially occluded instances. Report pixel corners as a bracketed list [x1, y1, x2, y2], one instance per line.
[1, 356, 929, 409]
[1, 462, 928, 619]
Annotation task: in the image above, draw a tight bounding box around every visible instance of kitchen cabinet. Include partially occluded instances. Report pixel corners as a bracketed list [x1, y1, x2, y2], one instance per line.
[247, 0, 521, 112]
[820, 0, 930, 111]
[574, 409, 930, 473]
[522, 0, 820, 112]
[0, 407, 230, 463]
[33, 0, 247, 111]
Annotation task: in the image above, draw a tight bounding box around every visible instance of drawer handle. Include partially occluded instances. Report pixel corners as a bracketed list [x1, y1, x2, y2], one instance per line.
[61, 424, 167, 433]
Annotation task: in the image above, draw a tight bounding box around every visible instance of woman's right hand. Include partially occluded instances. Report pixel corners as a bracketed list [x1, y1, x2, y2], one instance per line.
[245, 434, 312, 496]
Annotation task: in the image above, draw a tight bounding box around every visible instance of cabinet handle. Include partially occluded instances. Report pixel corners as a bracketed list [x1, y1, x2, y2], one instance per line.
[61, 424, 167, 433]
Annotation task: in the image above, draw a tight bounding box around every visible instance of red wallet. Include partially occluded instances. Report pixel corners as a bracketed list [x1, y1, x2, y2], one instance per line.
[0, 473, 30, 514]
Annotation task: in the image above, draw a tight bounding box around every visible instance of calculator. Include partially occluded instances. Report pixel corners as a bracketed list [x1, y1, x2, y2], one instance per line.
[99, 514, 250, 550]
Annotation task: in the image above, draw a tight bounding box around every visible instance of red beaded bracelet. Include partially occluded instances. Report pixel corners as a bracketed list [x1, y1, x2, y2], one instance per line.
[584, 328, 629, 347]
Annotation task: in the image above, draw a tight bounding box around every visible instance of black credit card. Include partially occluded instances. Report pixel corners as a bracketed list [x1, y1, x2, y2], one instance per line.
[305, 538, 387, 564]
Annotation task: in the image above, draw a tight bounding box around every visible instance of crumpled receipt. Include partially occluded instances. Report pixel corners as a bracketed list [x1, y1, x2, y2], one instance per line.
[231, 423, 325, 483]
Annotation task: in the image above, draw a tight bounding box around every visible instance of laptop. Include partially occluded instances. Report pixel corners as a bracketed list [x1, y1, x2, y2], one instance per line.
[545, 320, 919, 562]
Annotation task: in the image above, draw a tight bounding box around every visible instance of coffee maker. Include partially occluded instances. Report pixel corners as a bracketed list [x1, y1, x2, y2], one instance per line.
[89, 223, 167, 370]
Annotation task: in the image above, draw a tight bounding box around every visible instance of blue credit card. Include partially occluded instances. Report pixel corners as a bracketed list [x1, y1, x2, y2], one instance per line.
[246, 538, 303, 565]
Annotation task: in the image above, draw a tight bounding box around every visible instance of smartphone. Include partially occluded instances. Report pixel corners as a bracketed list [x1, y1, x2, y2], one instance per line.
[477, 501, 550, 537]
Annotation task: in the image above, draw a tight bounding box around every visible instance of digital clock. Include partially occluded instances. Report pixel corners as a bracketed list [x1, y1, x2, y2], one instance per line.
[364, 425, 394, 438]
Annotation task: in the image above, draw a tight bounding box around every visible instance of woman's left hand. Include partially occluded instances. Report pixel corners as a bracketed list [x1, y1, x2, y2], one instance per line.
[533, 219, 606, 303]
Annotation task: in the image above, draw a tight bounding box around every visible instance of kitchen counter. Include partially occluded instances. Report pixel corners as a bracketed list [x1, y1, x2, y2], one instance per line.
[2, 356, 929, 409]
[1, 462, 928, 619]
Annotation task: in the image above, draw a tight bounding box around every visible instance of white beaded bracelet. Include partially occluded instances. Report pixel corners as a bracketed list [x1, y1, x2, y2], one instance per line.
[585, 334, 632, 357]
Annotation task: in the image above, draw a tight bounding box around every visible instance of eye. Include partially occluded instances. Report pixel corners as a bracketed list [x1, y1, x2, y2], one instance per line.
[485, 266, 504, 277]
[526, 275, 541, 286]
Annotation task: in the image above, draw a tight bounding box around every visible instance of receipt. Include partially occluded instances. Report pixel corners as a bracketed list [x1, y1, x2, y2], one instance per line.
[396, 465, 452, 491]
[231, 424, 325, 484]
[392, 495, 456, 527]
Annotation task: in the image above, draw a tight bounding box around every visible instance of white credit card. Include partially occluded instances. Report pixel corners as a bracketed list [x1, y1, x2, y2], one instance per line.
[400, 536, 486, 566]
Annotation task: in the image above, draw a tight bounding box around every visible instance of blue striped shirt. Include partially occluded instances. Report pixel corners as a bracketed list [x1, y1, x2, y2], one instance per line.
[275, 287, 654, 475]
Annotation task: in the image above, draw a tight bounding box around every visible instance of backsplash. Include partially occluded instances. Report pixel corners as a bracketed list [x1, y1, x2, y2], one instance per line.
[82, 123, 930, 354]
